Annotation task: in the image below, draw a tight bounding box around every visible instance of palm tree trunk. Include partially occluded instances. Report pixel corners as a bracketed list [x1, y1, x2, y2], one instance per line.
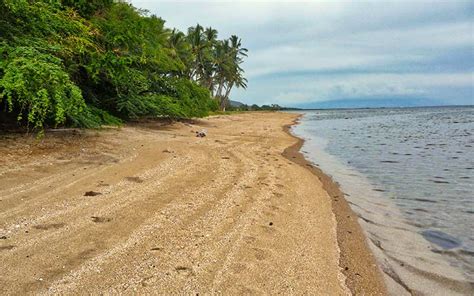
[223, 82, 234, 101]
[218, 82, 234, 111]
[216, 79, 225, 98]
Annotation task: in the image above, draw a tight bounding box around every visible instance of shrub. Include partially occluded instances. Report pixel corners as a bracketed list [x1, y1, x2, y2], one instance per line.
[0, 45, 85, 132]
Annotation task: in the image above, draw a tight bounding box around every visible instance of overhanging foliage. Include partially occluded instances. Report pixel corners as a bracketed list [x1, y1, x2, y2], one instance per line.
[0, 0, 245, 133]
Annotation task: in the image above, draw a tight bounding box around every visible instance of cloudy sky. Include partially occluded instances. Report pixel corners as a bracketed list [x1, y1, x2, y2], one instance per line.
[131, 0, 473, 107]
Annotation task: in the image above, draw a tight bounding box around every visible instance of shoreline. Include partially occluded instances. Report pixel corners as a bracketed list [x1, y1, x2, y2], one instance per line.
[289, 110, 474, 295]
[1, 112, 385, 294]
[282, 115, 387, 295]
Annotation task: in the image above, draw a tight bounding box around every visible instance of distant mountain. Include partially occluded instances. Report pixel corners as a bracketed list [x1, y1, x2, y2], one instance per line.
[229, 100, 245, 107]
[293, 97, 445, 109]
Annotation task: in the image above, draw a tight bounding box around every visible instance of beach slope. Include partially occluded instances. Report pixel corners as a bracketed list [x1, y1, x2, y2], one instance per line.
[0, 112, 384, 294]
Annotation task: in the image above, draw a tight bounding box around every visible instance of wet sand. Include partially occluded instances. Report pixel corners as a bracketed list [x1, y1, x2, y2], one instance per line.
[292, 109, 474, 296]
[0, 112, 386, 294]
[282, 117, 386, 295]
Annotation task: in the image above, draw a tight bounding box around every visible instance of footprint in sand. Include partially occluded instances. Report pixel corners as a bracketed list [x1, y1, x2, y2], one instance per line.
[91, 216, 112, 223]
[252, 247, 270, 261]
[230, 262, 248, 273]
[84, 191, 102, 196]
[0, 245, 15, 251]
[268, 205, 280, 211]
[175, 266, 194, 276]
[234, 285, 260, 294]
[125, 176, 144, 183]
[77, 248, 97, 260]
[260, 223, 277, 234]
[33, 223, 66, 230]
[243, 236, 257, 244]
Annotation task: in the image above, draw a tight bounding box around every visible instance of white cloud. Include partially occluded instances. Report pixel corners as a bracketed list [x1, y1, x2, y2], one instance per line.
[131, 0, 474, 106]
[245, 72, 473, 105]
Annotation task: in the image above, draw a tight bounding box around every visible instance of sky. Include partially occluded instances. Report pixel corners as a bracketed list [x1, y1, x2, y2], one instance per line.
[131, 0, 473, 108]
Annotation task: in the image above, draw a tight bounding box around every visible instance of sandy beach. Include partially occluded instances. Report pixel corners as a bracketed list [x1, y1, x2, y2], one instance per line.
[0, 112, 386, 294]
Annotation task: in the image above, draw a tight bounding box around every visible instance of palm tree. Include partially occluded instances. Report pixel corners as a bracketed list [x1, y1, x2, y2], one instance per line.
[201, 27, 218, 93]
[185, 25, 247, 111]
[218, 35, 248, 111]
[213, 39, 231, 101]
[186, 24, 205, 81]
[168, 29, 193, 77]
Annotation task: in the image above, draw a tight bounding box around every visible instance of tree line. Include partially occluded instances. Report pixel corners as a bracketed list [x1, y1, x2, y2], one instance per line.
[0, 0, 248, 134]
[227, 104, 283, 112]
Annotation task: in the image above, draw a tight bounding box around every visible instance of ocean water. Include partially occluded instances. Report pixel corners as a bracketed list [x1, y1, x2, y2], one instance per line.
[291, 106, 474, 294]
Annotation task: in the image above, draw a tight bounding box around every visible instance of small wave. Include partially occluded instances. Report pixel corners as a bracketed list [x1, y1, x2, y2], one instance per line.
[413, 208, 430, 213]
[431, 179, 450, 184]
[432, 248, 474, 258]
[412, 198, 437, 203]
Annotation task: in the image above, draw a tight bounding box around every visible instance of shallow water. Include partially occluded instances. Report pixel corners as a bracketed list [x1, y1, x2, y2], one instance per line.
[291, 106, 474, 294]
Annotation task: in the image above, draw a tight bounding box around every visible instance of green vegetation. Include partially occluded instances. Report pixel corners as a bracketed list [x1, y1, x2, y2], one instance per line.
[226, 103, 283, 112]
[0, 0, 247, 133]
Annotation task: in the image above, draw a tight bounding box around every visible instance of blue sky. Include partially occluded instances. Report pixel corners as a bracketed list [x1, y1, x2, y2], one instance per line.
[131, 0, 473, 107]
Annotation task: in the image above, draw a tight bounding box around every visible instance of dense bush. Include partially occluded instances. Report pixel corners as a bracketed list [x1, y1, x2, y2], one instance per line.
[0, 0, 242, 134]
[0, 45, 85, 131]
